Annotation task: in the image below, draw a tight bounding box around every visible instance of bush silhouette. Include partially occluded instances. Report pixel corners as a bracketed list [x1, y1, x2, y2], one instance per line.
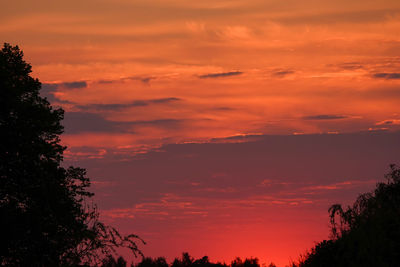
[295, 165, 400, 267]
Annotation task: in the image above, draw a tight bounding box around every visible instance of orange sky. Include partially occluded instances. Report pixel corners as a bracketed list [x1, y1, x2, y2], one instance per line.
[2, 0, 400, 266]
[2, 0, 400, 148]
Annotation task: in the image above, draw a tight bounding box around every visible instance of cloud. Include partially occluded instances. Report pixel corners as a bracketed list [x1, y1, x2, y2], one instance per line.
[212, 106, 235, 111]
[101, 192, 201, 220]
[62, 81, 87, 88]
[210, 133, 264, 143]
[278, 9, 400, 25]
[40, 83, 74, 104]
[150, 97, 181, 104]
[372, 73, 400, 80]
[42, 81, 88, 91]
[132, 119, 183, 129]
[198, 71, 243, 79]
[76, 102, 147, 110]
[63, 112, 134, 134]
[272, 70, 295, 77]
[97, 79, 115, 84]
[76, 97, 182, 111]
[334, 62, 364, 70]
[302, 114, 349, 120]
[375, 119, 400, 125]
[65, 147, 108, 160]
[302, 180, 376, 191]
[128, 76, 155, 84]
[368, 127, 389, 132]
[63, 112, 184, 134]
[41, 83, 59, 92]
[98, 76, 155, 84]
[356, 87, 400, 99]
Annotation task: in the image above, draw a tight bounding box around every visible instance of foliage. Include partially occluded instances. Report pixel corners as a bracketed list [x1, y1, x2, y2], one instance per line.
[230, 257, 259, 267]
[136, 257, 169, 267]
[0, 43, 143, 266]
[295, 164, 400, 267]
[101, 255, 128, 267]
[131, 253, 275, 267]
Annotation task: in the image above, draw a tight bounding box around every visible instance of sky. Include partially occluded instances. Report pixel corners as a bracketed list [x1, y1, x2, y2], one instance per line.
[2, 0, 400, 266]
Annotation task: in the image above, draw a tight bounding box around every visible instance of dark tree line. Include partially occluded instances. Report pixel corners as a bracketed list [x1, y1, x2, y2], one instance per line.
[101, 253, 276, 267]
[0, 43, 143, 266]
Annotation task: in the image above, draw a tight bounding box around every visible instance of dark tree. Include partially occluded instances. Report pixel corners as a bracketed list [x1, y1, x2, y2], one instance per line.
[192, 256, 211, 267]
[101, 255, 128, 267]
[132, 254, 267, 267]
[171, 252, 194, 267]
[231, 257, 259, 267]
[0, 43, 143, 266]
[295, 164, 400, 267]
[136, 257, 169, 267]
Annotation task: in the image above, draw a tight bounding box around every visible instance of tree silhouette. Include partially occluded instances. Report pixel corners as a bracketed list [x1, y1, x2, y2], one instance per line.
[101, 255, 128, 267]
[136, 257, 169, 267]
[295, 164, 400, 266]
[231, 257, 260, 267]
[133, 254, 266, 267]
[0, 43, 143, 266]
[172, 252, 195, 267]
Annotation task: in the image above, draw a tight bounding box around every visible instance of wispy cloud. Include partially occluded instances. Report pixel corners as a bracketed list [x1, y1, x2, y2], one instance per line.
[42, 81, 87, 90]
[43, 76, 155, 93]
[372, 73, 400, 80]
[99, 76, 156, 84]
[150, 97, 181, 104]
[41, 83, 59, 92]
[63, 112, 134, 134]
[336, 62, 364, 70]
[198, 71, 243, 79]
[132, 118, 183, 128]
[302, 180, 376, 191]
[375, 119, 400, 125]
[128, 76, 155, 84]
[302, 114, 349, 120]
[63, 112, 184, 134]
[76, 97, 182, 111]
[277, 8, 400, 25]
[272, 70, 295, 77]
[101, 193, 198, 220]
[64, 147, 108, 160]
[62, 81, 87, 88]
[76, 102, 148, 110]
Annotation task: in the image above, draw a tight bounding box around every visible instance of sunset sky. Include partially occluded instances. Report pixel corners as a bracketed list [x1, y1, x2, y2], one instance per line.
[2, 0, 400, 265]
